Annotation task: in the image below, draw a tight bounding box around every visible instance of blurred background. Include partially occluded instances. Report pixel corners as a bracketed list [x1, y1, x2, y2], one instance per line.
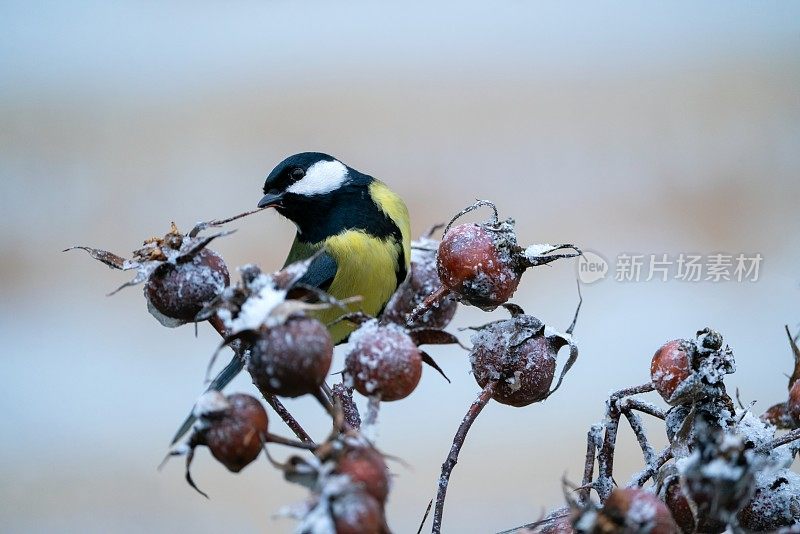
[2, 1, 799, 532]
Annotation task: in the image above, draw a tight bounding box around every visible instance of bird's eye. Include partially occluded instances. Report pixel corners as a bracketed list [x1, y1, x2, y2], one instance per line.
[290, 168, 305, 181]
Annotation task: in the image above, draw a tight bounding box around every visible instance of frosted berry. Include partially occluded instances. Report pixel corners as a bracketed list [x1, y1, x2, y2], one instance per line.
[344, 321, 422, 401]
[469, 308, 576, 407]
[198, 393, 268, 472]
[248, 317, 333, 398]
[335, 443, 391, 504]
[146, 248, 229, 321]
[599, 488, 679, 534]
[437, 222, 521, 310]
[382, 235, 457, 329]
[331, 491, 387, 534]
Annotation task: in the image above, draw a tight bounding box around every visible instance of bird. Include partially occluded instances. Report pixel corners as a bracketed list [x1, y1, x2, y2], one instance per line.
[171, 152, 410, 444]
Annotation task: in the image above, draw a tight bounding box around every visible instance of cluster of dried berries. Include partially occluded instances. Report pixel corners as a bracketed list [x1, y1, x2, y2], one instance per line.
[69, 201, 586, 534]
[271, 427, 392, 534]
[507, 327, 800, 534]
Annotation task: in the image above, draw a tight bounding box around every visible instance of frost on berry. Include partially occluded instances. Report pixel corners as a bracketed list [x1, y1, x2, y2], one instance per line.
[381, 231, 458, 330]
[342, 313, 458, 405]
[165, 391, 268, 497]
[344, 320, 423, 402]
[66, 221, 231, 327]
[468, 304, 579, 407]
[273, 429, 391, 533]
[198, 261, 341, 399]
[650, 328, 735, 406]
[409, 200, 580, 319]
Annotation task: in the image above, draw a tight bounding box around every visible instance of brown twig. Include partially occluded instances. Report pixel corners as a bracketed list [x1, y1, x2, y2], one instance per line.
[263, 394, 314, 444]
[629, 446, 673, 487]
[757, 427, 800, 453]
[579, 423, 603, 504]
[432, 381, 496, 533]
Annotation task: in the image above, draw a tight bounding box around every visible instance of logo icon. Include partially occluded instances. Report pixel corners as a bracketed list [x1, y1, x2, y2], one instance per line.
[577, 250, 608, 284]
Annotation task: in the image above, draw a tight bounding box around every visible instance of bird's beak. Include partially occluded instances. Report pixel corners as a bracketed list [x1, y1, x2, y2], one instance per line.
[258, 192, 285, 209]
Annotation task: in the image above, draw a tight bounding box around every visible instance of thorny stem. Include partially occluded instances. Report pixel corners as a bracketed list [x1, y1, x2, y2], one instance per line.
[594, 383, 659, 502]
[407, 285, 450, 326]
[332, 383, 361, 430]
[622, 409, 655, 466]
[757, 427, 800, 453]
[580, 424, 603, 504]
[263, 394, 314, 444]
[596, 405, 621, 501]
[629, 446, 673, 487]
[432, 382, 496, 534]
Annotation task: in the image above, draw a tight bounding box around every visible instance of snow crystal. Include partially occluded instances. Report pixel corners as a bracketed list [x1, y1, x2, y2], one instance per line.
[523, 243, 554, 260]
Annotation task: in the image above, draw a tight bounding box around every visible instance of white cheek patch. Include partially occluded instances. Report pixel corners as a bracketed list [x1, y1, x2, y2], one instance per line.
[286, 159, 349, 196]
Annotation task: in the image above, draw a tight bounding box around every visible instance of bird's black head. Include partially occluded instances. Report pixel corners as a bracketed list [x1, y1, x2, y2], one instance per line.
[259, 152, 375, 241]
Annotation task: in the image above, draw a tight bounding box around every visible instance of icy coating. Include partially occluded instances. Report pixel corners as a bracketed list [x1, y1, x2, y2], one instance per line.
[344, 319, 421, 401]
[221, 273, 287, 333]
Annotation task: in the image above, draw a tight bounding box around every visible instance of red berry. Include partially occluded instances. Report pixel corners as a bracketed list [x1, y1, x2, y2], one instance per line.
[662, 475, 726, 533]
[738, 470, 800, 531]
[335, 444, 391, 504]
[437, 223, 521, 310]
[331, 491, 387, 534]
[788, 380, 800, 424]
[200, 393, 268, 472]
[344, 321, 422, 401]
[601, 488, 680, 534]
[145, 248, 229, 322]
[469, 314, 567, 407]
[650, 340, 693, 405]
[382, 237, 458, 329]
[248, 317, 333, 398]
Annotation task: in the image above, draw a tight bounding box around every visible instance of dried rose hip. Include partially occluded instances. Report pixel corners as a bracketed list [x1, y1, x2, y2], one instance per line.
[737, 469, 800, 531]
[597, 487, 680, 534]
[344, 321, 422, 401]
[437, 221, 521, 310]
[145, 247, 229, 322]
[660, 468, 726, 534]
[66, 222, 231, 327]
[277, 431, 391, 533]
[409, 201, 580, 318]
[381, 232, 458, 330]
[249, 317, 333, 398]
[334, 442, 391, 504]
[469, 305, 578, 407]
[650, 328, 735, 406]
[167, 391, 268, 497]
[199, 393, 268, 472]
[331, 490, 388, 534]
[788, 380, 800, 424]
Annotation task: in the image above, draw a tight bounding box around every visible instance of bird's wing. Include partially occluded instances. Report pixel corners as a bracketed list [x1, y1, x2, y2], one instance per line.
[294, 248, 338, 291]
[169, 354, 245, 445]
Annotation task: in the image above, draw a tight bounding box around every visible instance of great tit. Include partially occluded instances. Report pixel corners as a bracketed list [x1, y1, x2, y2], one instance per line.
[258, 151, 411, 342]
[171, 152, 410, 443]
